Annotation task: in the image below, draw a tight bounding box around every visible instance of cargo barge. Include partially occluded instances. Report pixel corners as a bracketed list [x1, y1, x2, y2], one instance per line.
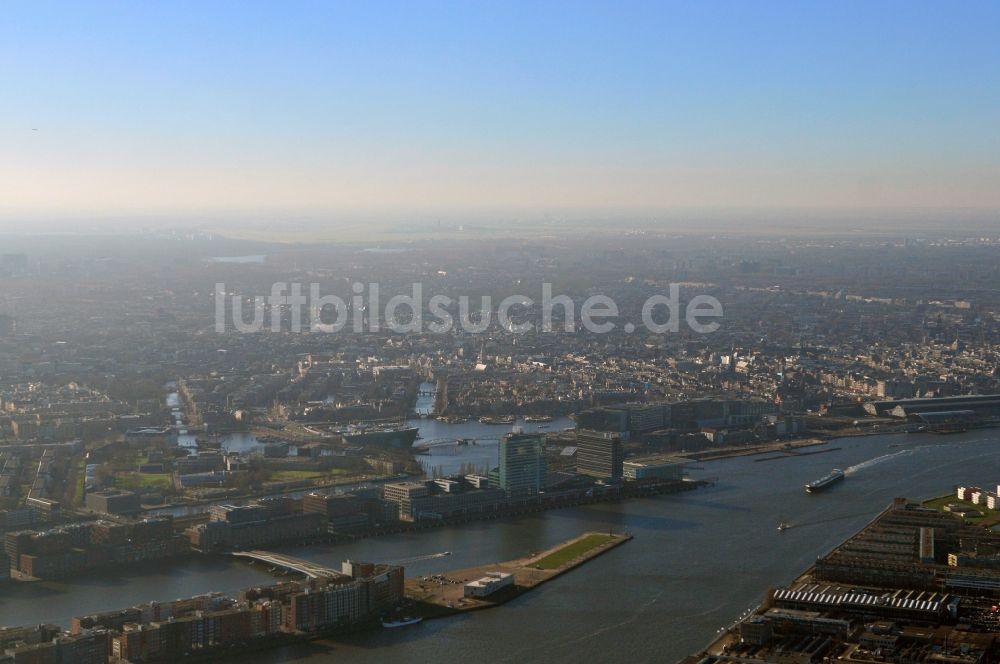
[805, 468, 845, 493]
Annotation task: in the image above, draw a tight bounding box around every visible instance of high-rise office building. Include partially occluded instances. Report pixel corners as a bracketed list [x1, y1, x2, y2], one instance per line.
[498, 432, 546, 497]
[575, 429, 623, 481]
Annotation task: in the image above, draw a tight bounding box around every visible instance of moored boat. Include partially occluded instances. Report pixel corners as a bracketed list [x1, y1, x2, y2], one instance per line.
[382, 616, 423, 628]
[342, 425, 419, 448]
[479, 415, 516, 425]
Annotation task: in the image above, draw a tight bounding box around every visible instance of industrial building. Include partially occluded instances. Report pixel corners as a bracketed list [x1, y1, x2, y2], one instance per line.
[4, 517, 187, 579]
[863, 394, 1000, 419]
[186, 503, 325, 552]
[623, 456, 686, 481]
[574, 399, 777, 438]
[85, 489, 141, 516]
[382, 479, 506, 522]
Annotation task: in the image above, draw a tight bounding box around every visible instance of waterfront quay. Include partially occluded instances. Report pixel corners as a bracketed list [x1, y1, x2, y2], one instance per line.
[404, 531, 633, 619]
[5, 430, 1000, 664]
[192, 476, 705, 548]
[683, 437, 826, 462]
[680, 497, 1000, 664]
[1, 475, 704, 587]
[354, 477, 707, 537]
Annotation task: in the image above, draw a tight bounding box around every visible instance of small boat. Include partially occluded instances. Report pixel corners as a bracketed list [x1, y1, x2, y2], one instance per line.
[382, 616, 423, 628]
[777, 522, 789, 532]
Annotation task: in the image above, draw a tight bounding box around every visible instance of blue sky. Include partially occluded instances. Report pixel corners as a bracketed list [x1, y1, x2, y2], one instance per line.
[2, 1, 998, 219]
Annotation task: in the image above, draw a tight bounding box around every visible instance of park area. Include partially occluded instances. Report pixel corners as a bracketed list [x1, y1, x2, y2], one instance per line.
[532, 533, 617, 570]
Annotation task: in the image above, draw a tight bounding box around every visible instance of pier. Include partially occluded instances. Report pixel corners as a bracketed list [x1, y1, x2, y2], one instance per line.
[404, 531, 633, 619]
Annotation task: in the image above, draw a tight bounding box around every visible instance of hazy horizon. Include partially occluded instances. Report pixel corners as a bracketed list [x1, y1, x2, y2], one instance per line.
[2, 1, 999, 227]
[1, 205, 998, 243]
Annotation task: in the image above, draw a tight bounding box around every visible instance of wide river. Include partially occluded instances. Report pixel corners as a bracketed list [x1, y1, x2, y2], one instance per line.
[3, 429, 999, 663]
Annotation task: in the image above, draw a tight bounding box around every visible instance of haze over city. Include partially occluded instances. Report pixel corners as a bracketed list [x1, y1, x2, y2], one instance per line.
[4, 3, 1000, 664]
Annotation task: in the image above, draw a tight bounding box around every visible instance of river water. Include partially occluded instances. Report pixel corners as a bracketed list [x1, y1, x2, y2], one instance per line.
[29, 401, 998, 662]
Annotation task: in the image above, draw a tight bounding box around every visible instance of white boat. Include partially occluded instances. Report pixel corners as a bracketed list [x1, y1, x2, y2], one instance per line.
[382, 616, 423, 628]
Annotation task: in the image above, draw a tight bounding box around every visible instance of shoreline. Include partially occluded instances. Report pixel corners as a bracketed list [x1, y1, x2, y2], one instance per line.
[12, 479, 702, 584]
[46, 532, 636, 663]
[403, 531, 634, 621]
[683, 437, 826, 461]
[142, 422, 1000, 514]
[678, 496, 964, 664]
